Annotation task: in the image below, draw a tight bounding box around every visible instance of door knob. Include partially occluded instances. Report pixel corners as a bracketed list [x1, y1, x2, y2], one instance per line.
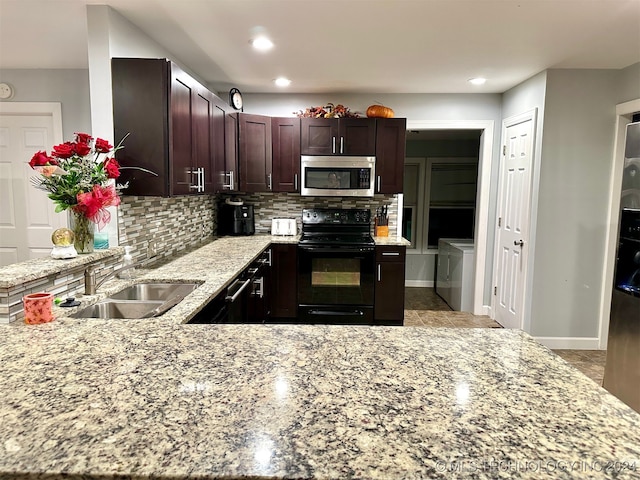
[514, 240, 525, 247]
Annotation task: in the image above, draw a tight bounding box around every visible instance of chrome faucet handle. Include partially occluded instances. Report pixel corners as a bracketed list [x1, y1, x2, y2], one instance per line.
[84, 265, 97, 295]
[83, 262, 138, 296]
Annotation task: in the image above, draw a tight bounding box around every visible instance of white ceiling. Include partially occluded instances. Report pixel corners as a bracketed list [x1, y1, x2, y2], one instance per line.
[1, 0, 639, 94]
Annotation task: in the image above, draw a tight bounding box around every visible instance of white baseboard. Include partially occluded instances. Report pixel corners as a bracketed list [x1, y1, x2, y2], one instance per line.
[533, 336, 603, 350]
[405, 280, 435, 288]
[479, 305, 491, 317]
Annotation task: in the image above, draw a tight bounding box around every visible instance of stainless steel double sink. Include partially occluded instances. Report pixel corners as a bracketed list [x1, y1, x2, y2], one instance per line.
[71, 282, 199, 319]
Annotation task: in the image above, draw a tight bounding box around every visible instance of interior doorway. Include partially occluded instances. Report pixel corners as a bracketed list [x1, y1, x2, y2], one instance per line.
[598, 98, 640, 349]
[404, 120, 495, 316]
[0, 103, 65, 266]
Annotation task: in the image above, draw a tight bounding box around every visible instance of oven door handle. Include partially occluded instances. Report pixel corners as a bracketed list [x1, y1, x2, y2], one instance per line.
[299, 246, 375, 254]
[308, 309, 365, 317]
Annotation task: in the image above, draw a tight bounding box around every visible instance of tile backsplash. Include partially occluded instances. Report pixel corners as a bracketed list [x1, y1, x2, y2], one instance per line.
[118, 195, 217, 266]
[117, 193, 398, 266]
[220, 193, 399, 236]
[3, 192, 395, 323]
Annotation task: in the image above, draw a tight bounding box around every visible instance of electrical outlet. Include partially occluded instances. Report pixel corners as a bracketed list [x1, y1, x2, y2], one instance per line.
[147, 240, 158, 259]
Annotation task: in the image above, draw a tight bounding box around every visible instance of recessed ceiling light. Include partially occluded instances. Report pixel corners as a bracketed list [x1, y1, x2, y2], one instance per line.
[251, 36, 274, 51]
[274, 77, 291, 87]
[468, 77, 487, 85]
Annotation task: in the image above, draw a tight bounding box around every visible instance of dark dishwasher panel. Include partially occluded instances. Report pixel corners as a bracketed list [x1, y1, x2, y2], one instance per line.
[188, 293, 227, 324]
[188, 248, 271, 324]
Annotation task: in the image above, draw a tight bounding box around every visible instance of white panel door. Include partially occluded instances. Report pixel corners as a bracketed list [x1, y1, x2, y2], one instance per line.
[495, 113, 535, 329]
[0, 113, 67, 266]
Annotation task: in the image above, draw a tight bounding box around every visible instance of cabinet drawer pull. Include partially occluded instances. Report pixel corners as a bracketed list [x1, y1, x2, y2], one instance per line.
[382, 252, 400, 256]
[252, 277, 264, 298]
[226, 278, 252, 302]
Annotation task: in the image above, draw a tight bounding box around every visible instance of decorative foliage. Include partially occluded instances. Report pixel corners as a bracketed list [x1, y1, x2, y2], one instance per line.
[294, 103, 360, 118]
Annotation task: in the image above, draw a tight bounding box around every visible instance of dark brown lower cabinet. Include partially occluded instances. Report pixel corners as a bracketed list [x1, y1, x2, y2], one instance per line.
[270, 244, 298, 319]
[374, 245, 406, 325]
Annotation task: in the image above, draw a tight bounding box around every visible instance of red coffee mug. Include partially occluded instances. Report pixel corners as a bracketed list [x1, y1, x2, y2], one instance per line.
[23, 292, 54, 324]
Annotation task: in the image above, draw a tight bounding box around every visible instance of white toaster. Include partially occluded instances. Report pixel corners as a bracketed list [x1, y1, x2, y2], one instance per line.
[271, 218, 297, 236]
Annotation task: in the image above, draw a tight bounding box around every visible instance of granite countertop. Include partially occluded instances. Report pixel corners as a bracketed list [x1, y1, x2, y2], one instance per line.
[48, 235, 282, 325]
[43, 234, 407, 325]
[373, 236, 411, 246]
[1, 325, 639, 479]
[0, 248, 124, 289]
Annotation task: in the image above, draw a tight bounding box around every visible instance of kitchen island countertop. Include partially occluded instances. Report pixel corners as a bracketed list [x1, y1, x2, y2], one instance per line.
[3, 235, 639, 479]
[1, 324, 639, 479]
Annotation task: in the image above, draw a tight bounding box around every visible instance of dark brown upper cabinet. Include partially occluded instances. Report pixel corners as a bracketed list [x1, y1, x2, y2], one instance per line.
[300, 117, 376, 156]
[220, 112, 239, 192]
[271, 117, 301, 192]
[112, 58, 216, 196]
[238, 113, 273, 192]
[375, 118, 407, 194]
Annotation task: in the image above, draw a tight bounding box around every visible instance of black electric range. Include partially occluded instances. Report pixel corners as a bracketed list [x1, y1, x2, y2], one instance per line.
[297, 208, 375, 324]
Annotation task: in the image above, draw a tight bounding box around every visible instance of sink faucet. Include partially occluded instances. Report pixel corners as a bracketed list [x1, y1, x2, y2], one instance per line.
[84, 263, 137, 295]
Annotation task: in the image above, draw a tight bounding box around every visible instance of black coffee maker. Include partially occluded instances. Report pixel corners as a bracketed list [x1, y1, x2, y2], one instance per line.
[218, 199, 255, 236]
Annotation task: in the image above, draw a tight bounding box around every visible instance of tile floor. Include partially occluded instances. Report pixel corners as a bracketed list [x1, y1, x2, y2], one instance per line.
[403, 287, 606, 385]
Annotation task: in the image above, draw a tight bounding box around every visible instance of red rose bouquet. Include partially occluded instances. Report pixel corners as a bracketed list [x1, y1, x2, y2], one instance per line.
[29, 132, 124, 231]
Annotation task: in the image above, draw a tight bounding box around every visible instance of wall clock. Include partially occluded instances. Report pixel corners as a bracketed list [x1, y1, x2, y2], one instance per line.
[0, 83, 14, 99]
[229, 88, 243, 111]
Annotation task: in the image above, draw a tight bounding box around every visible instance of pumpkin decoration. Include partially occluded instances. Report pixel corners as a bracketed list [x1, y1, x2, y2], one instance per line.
[366, 104, 394, 118]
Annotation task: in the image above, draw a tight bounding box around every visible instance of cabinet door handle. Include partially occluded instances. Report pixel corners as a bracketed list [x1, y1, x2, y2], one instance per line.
[199, 167, 205, 192]
[332, 136, 336, 154]
[229, 170, 235, 190]
[188, 169, 199, 190]
[253, 277, 264, 298]
[294, 173, 298, 190]
[268, 173, 273, 190]
[340, 136, 344, 154]
[377, 264, 381, 282]
[377, 175, 381, 192]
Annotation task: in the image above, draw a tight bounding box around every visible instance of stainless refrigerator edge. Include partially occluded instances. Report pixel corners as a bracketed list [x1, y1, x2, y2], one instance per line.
[603, 119, 640, 413]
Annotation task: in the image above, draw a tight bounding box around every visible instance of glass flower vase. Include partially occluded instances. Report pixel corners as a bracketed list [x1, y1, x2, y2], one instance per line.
[69, 211, 95, 254]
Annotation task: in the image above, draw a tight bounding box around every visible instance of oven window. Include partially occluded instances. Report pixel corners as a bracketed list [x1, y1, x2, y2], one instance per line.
[305, 168, 370, 190]
[312, 258, 361, 286]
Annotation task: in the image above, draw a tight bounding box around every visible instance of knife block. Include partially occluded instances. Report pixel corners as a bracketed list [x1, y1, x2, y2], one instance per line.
[374, 219, 389, 237]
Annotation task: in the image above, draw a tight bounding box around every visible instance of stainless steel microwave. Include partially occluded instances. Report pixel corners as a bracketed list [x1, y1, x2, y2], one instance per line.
[300, 155, 376, 197]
